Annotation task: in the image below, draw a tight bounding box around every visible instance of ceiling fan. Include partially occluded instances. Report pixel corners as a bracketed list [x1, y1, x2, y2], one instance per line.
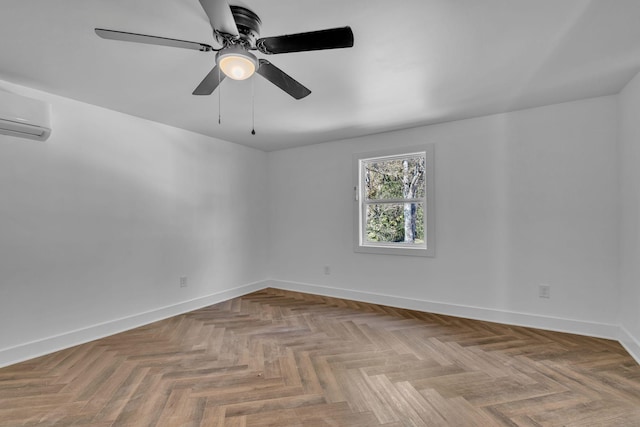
[95, 0, 354, 100]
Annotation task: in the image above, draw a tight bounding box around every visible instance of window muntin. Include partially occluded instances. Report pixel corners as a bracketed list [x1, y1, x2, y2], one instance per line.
[354, 145, 434, 256]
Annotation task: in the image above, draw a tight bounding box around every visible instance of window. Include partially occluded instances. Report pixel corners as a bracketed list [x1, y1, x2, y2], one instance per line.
[353, 145, 435, 256]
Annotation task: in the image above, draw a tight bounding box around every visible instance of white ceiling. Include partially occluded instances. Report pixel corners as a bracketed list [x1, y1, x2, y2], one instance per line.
[1, 0, 640, 151]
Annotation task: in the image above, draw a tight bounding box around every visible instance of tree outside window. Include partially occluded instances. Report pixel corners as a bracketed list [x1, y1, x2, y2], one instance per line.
[354, 145, 435, 256]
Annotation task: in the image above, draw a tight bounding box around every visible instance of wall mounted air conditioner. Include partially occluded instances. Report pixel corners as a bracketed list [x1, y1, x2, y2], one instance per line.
[0, 89, 51, 141]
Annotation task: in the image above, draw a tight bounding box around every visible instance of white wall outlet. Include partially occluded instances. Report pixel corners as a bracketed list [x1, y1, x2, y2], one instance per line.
[180, 276, 188, 288]
[324, 265, 331, 275]
[539, 283, 550, 298]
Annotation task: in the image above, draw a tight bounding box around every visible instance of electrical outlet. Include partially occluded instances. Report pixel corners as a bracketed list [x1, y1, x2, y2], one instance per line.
[180, 276, 188, 288]
[324, 266, 331, 275]
[539, 283, 550, 299]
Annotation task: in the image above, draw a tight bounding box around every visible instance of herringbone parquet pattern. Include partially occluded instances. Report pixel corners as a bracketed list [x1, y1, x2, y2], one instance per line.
[1, 288, 639, 426]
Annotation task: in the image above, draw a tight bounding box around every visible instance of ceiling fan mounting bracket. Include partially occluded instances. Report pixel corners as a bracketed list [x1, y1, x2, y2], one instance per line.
[214, 30, 236, 47]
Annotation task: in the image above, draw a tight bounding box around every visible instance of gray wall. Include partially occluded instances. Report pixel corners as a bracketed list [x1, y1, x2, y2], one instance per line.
[268, 96, 620, 337]
[0, 80, 269, 365]
[618, 71, 640, 359]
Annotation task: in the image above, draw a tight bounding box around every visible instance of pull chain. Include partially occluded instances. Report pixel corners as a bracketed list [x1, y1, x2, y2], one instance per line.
[251, 75, 256, 135]
[218, 66, 221, 125]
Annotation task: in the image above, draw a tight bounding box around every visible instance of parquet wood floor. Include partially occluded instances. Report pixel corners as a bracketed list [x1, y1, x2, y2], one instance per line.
[1, 288, 639, 426]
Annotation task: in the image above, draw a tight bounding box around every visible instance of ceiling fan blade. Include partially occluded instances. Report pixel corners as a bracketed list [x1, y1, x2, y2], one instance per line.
[256, 59, 311, 99]
[95, 28, 213, 51]
[193, 65, 226, 95]
[257, 26, 354, 55]
[198, 0, 239, 37]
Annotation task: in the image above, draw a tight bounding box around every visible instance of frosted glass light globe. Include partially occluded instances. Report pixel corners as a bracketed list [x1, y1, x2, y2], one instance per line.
[217, 47, 257, 80]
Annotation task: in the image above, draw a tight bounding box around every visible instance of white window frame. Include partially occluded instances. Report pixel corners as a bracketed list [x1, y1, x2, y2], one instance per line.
[353, 144, 435, 257]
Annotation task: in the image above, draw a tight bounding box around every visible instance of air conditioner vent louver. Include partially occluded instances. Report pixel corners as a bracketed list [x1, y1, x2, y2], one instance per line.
[0, 90, 51, 141]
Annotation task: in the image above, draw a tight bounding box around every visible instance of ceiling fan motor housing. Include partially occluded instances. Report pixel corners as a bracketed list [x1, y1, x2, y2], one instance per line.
[229, 6, 261, 48]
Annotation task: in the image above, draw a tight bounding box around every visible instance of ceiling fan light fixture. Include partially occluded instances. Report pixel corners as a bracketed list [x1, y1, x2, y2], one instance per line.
[217, 46, 257, 80]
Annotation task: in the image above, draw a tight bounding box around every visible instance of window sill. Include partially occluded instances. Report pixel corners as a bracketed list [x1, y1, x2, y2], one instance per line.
[354, 244, 434, 257]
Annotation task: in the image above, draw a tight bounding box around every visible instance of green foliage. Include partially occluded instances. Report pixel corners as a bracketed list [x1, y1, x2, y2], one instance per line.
[366, 204, 403, 242]
[365, 157, 425, 200]
[366, 203, 424, 243]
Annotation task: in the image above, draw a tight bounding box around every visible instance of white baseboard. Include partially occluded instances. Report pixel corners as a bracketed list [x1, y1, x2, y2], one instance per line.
[619, 327, 640, 365]
[267, 280, 621, 342]
[4, 279, 637, 369]
[0, 280, 268, 369]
